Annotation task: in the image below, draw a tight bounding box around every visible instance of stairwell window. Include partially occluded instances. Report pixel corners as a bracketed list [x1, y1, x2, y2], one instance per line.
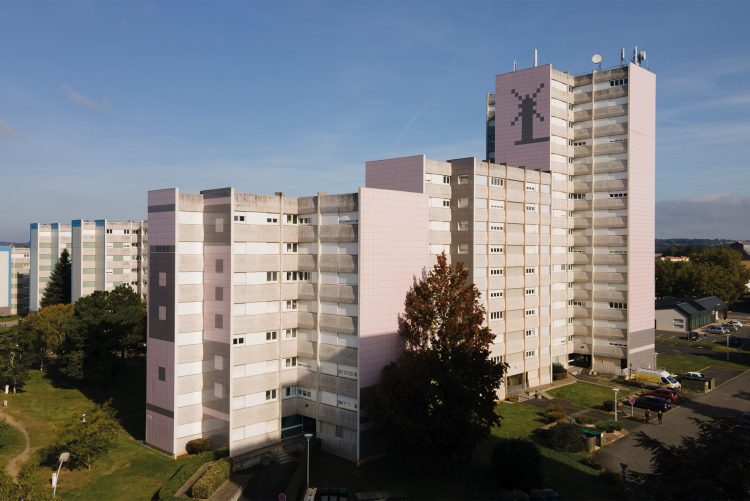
[609, 302, 627, 309]
[490, 224, 503, 231]
[490, 311, 503, 320]
[490, 268, 503, 276]
[490, 246, 503, 254]
[525, 329, 537, 337]
[525, 350, 536, 358]
[489, 290, 503, 298]
[526, 267, 536, 274]
[457, 221, 469, 231]
[525, 308, 537, 317]
[525, 288, 537, 296]
[525, 204, 537, 212]
[490, 177, 504, 187]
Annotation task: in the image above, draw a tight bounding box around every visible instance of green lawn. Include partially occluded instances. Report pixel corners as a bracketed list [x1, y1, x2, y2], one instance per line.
[4, 365, 183, 500]
[657, 352, 750, 374]
[0, 419, 26, 469]
[310, 403, 622, 500]
[547, 382, 617, 410]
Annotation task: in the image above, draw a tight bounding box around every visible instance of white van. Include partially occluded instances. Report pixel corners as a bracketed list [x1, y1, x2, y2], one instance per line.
[634, 368, 681, 390]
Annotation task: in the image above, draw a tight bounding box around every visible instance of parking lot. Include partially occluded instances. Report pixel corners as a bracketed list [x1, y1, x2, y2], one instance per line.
[655, 316, 750, 358]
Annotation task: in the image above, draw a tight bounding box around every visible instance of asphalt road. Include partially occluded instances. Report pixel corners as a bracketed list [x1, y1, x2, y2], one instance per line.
[594, 369, 750, 474]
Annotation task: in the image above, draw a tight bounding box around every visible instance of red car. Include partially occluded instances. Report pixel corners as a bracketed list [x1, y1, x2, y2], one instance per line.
[644, 389, 679, 401]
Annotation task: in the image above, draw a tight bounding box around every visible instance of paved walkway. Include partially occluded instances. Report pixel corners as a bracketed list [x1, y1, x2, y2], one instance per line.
[594, 370, 750, 474]
[0, 408, 34, 479]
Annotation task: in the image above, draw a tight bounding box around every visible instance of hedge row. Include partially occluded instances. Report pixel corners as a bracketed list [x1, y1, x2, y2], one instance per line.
[158, 448, 228, 500]
[191, 458, 231, 499]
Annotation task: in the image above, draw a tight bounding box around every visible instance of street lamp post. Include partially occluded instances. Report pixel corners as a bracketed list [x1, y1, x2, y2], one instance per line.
[612, 388, 620, 422]
[304, 433, 313, 489]
[726, 333, 731, 361]
[52, 452, 70, 498]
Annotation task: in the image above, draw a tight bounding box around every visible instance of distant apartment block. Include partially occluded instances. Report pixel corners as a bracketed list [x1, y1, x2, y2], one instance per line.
[30, 220, 147, 311]
[145, 187, 428, 461]
[0, 245, 30, 316]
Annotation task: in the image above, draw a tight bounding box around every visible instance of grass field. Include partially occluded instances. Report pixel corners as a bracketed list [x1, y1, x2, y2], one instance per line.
[310, 402, 622, 500]
[4, 363, 184, 499]
[547, 382, 616, 410]
[657, 352, 750, 373]
[0, 419, 26, 470]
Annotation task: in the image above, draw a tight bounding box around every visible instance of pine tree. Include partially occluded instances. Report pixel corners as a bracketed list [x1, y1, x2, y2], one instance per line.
[41, 248, 72, 307]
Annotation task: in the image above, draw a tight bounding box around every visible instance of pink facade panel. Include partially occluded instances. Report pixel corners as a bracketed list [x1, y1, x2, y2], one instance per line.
[627, 64, 656, 334]
[365, 155, 425, 193]
[495, 65, 551, 171]
[146, 337, 175, 453]
[358, 187, 430, 388]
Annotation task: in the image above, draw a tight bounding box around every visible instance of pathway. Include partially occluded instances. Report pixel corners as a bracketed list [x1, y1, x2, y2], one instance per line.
[0, 408, 34, 479]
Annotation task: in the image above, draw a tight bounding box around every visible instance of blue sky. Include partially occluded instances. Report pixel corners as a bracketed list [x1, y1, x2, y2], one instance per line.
[1, 1, 749, 241]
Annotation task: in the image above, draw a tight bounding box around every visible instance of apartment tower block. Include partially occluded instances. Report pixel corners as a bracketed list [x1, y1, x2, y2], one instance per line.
[0, 245, 30, 316]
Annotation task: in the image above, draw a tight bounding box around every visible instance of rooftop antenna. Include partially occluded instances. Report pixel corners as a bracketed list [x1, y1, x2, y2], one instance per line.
[592, 53, 602, 71]
[638, 50, 647, 66]
[620, 47, 625, 66]
[513, 60, 517, 71]
[534, 48, 538, 67]
[632, 45, 638, 64]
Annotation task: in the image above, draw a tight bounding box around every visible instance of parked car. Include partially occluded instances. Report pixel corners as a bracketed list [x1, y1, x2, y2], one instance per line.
[721, 323, 740, 332]
[706, 325, 729, 334]
[682, 371, 707, 381]
[687, 331, 701, 341]
[727, 320, 744, 328]
[633, 395, 672, 411]
[644, 388, 679, 401]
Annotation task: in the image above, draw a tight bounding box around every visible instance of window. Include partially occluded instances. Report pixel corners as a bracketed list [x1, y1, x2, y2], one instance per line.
[525, 308, 537, 316]
[490, 223, 503, 231]
[457, 198, 469, 208]
[284, 386, 297, 397]
[284, 328, 297, 339]
[106, 229, 113, 234]
[267, 271, 278, 282]
[457, 221, 469, 231]
[285, 300, 298, 310]
[568, 300, 584, 306]
[490, 246, 503, 254]
[526, 183, 537, 192]
[158, 367, 166, 381]
[525, 204, 537, 212]
[609, 302, 627, 309]
[490, 177, 503, 187]
[489, 290, 503, 298]
[300, 216, 312, 225]
[285, 357, 297, 368]
[215, 259, 224, 273]
[442, 175, 451, 184]
[232, 337, 245, 345]
[335, 425, 344, 438]
[568, 282, 574, 288]
[266, 217, 278, 223]
[490, 268, 503, 276]
[159, 272, 166, 287]
[286, 271, 310, 281]
[525, 329, 536, 337]
[525, 350, 536, 358]
[568, 317, 574, 324]
[609, 192, 628, 198]
[491, 355, 503, 364]
[526, 267, 536, 274]
[286, 214, 298, 224]
[215, 287, 223, 301]
[568, 193, 585, 200]
[266, 389, 277, 400]
[525, 288, 536, 295]
[233, 215, 245, 222]
[457, 244, 469, 254]
[490, 311, 503, 320]
[568, 335, 574, 341]
[285, 243, 298, 253]
[215, 314, 223, 329]
[266, 331, 277, 341]
[457, 175, 469, 185]
[442, 199, 450, 207]
[490, 199, 504, 209]
[609, 78, 628, 87]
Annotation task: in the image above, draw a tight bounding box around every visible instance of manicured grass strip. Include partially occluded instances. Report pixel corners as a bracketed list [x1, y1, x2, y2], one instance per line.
[657, 353, 750, 373]
[547, 382, 618, 410]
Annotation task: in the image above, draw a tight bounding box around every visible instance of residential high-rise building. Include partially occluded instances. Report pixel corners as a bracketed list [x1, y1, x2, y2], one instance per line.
[486, 54, 656, 374]
[29, 223, 72, 312]
[145, 187, 428, 461]
[0, 245, 30, 316]
[29, 220, 148, 311]
[70, 219, 148, 302]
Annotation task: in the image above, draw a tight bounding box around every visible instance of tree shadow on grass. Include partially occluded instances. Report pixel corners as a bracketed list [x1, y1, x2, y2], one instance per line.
[45, 357, 146, 441]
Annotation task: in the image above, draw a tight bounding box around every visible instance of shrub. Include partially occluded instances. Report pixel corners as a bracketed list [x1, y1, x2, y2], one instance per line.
[191, 458, 231, 499]
[547, 422, 583, 452]
[490, 438, 543, 492]
[544, 403, 566, 423]
[159, 448, 228, 500]
[595, 420, 624, 433]
[602, 400, 616, 412]
[574, 415, 595, 425]
[552, 362, 566, 374]
[186, 438, 212, 455]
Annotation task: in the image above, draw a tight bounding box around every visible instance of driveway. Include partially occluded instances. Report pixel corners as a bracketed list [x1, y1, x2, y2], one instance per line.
[594, 370, 750, 474]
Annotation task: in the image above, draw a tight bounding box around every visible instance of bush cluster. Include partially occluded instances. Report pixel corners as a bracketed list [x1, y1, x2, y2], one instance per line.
[191, 458, 231, 499]
[547, 422, 583, 452]
[544, 403, 566, 423]
[602, 400, 616, 412]
[158, 448, 228, 500]
[595, 420, 624, 433]
[186, 438, 212, 455]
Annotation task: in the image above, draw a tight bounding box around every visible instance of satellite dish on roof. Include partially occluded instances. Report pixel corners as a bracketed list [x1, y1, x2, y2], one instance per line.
[592, 54, 602, 64]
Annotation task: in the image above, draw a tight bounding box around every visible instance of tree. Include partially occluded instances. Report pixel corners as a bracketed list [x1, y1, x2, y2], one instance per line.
[491, 438, 543, 492]
[24, 303, 74, 369]
[41, 248, 71, 307]
[41, 401, 119, 470]
[369, 253, 505, 468]
[0, 324, 35, 392]
[631, 417, 750, 499]
[59, 284, 146, 382]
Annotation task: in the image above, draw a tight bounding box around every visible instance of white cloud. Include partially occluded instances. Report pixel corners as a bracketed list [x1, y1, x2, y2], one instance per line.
[657, 194, 750, 239]
[60, 84, 111, 111]
[0, 120, 25, 142]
